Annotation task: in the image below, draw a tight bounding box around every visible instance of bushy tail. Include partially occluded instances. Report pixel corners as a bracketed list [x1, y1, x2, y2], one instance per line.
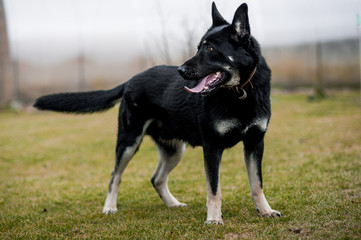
[34, 84, 125, 113]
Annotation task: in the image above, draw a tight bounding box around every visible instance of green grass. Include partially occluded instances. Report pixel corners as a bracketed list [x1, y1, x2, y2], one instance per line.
[0, 91, 360, 239]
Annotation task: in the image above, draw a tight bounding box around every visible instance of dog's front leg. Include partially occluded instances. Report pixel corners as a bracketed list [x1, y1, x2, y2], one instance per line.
[243, 139, 282, 217]
[203, 146, 224, 225]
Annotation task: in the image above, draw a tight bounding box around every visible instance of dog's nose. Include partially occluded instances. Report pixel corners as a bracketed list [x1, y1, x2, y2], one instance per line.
[177, 66, 187, 76]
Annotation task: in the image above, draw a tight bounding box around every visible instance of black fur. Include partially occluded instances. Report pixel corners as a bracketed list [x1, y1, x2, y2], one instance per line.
[34, 84, 125, 113]
[34, 2, 280, 223]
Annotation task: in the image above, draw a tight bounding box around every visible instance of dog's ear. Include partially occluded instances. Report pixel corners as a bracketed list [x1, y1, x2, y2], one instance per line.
[231, 3, 250, 43]
[211, 2, 228, 27]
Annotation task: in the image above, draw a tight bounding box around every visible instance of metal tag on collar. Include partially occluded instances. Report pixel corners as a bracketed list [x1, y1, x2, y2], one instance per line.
[234, 86, 247, 100]
[238, 88, 247, 100]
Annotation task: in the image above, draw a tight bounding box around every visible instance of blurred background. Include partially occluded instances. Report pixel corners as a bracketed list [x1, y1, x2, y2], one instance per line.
[0, 0, 360, 106]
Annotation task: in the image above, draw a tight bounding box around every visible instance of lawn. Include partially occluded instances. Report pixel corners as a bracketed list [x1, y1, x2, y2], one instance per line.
[0, 91, 360, 239]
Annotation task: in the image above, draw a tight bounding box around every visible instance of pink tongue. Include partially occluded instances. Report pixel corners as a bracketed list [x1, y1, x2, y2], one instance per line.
[184, 74, 216, 93]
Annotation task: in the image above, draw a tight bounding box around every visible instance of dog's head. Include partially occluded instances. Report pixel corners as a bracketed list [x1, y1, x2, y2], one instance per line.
[178, 2, 260, 95]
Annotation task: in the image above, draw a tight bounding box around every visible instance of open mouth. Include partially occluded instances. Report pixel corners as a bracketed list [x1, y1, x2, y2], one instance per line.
[184, 72, 227, 95]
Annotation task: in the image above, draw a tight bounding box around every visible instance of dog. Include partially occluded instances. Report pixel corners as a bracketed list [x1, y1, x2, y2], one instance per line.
[34, 2, 282, 225]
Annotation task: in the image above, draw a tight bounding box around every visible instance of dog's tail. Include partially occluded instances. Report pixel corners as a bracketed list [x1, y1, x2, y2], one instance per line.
[34, 83, 126, 113]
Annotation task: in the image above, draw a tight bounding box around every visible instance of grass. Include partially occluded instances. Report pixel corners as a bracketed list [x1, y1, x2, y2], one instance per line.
[0, 91, 360, 239]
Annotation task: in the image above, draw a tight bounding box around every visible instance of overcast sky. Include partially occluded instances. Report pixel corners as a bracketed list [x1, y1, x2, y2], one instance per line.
[4, 0, 361, 64]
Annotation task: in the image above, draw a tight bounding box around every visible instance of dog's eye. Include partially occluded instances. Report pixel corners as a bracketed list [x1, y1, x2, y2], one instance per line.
[207, 46, 213, 52]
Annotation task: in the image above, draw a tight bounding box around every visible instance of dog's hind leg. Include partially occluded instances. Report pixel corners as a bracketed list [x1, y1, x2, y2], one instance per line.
[151, 139, 187, 208]
[102, 120, 152, 214]
[243, 139, 282, 217]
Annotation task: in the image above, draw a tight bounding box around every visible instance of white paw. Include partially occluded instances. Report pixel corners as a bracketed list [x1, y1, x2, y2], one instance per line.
[102, 207, 118, 215]
[258, 209, 283, 218]
[167, 201, 188, 208]
[170, 203, 188, 208]
[204, 219, 224, 225]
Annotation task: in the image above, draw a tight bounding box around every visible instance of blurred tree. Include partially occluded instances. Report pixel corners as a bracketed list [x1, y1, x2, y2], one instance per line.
[0, 0, 13, 106]
[155, 0, 172, 65]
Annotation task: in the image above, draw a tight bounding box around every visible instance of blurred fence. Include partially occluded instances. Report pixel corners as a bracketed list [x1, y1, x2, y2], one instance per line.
[264, 38, 360, 89]
[1, 37, 360, 105]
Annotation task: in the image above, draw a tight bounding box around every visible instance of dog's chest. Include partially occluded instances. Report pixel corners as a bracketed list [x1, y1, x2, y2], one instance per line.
[213, 118, 268, 136]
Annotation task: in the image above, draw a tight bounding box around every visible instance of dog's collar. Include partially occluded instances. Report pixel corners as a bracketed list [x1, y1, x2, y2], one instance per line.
[231, 66, 257, 100]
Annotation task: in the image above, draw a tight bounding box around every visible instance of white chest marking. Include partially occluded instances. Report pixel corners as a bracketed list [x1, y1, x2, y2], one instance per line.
[215, 119, 239, 136]
[214, 118, 268, 136]
[243, 118, 268, 134]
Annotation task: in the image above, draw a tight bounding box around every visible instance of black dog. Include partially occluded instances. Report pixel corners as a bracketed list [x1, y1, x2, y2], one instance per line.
[34, 2, 282, 225]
